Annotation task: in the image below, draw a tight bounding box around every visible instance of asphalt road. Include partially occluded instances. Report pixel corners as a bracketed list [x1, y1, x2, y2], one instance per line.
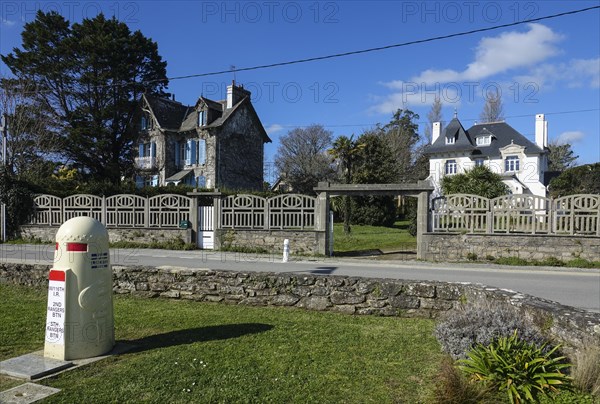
[2, 244, 599, 312]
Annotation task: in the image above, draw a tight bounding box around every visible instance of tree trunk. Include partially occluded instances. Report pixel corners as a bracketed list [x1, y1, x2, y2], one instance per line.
[343, 195, 351, 235]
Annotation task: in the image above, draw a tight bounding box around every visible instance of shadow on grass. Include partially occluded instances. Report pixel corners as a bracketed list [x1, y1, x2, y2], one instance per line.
[334, 249, 383, 257]
[125, 323, 274, 353]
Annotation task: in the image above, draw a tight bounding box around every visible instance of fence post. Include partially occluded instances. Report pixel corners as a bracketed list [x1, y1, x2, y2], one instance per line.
[144, 197, 149, 228]
[60, 196, 64, 225]
[190, 195, 198, 244]
[264, 197, 270, 230]
[101, 195, 107, 226]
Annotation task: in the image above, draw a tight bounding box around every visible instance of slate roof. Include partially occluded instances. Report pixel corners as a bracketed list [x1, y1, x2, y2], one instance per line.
[165, 169, 193, 182]
[425, 118, 546, 157]
[144, 95, 192, 131]
[142, 93, 271, 142]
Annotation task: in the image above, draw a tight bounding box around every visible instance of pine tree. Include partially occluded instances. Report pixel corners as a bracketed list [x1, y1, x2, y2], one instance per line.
[2, 11, 168, 184]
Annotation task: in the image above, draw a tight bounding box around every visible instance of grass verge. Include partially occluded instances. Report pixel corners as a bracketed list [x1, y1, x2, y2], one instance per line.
[1, 284, 442, 403]
[333, 221, 416, 255]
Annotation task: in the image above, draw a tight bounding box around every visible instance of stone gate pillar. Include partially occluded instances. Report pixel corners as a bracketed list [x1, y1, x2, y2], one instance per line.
[416, 191, 431, 260]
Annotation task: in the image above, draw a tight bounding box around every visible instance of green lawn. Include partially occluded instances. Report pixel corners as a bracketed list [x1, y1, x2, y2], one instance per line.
[333, 221, 416, 255]
[1, 284, 442, 403]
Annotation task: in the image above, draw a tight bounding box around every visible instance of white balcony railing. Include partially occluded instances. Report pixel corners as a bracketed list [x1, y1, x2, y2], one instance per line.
[135, 156, 157, 170]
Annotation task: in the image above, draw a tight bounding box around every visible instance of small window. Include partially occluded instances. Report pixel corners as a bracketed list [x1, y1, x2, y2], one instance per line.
[475, 158, 485, 167]
[445, 159, 457, 175]
[141, 116, 147, 130]
[446, 136, 455, 145]
[505, 156, 520, 172]
[198, 111, 205, 127]
[476, 136, 491, 146]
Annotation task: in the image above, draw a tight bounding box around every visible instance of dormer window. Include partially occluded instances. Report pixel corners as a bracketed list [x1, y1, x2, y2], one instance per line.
[445, 136, 455, 145]
[198, 110, 205, 127]
[141, 116, 147, 130]
[476, 135, 491, 146]
[505, 156, 520, 172]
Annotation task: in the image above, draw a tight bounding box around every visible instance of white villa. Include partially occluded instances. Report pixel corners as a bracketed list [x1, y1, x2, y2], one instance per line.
[426, 114, 550, 198]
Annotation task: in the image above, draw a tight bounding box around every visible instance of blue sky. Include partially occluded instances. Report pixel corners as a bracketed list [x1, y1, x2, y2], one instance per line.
[1, 1, 599, 181]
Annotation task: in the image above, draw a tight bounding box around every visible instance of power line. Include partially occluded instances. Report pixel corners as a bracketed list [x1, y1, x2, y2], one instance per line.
[4, 5, 599, 95]
[167, 5, 600, 82]
[266, 108, 600, 131]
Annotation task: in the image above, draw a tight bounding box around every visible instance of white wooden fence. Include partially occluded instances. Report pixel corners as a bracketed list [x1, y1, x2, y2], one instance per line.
[432, 194, 600, 235]
[30, 193, 318, 231]
[220, 194, 316, 230]
[30, 194, 192, 228]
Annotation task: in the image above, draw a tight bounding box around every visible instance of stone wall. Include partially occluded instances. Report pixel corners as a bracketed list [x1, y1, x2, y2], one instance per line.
[20, 226, 192, 245]
[215, 229, 326, 255]
[1, 263, 599, 351]
[421, 233, 600, 262]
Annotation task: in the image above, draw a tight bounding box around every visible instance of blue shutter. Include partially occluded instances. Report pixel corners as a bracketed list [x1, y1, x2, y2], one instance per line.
[174, 141, 180, 167]
[150, 142, 156, 158]
[139, 143, 144, 158]
[135, 175, 144, 188]
[197, 175, 206, 188]
[185, 140, 192, 164]
[198, 139, 206, 165]
[190, 140, 197, 165]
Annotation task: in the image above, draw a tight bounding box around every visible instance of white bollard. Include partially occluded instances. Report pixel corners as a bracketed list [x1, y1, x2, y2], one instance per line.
[44, 216, 114, 361]
[282, 239, 290, 263]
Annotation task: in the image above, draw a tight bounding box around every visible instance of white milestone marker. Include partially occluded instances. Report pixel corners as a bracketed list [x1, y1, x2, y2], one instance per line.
[45, 270, 66, 346]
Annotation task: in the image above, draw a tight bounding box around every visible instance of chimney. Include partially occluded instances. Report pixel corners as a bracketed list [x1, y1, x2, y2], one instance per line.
[432, 122, 441, 144]
[535, 114, 548, 148]
[226, 80, 251, 109]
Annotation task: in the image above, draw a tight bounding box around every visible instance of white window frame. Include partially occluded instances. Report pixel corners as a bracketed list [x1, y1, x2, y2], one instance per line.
[445, 136, 455, 145]
[505, 156, 520, 172]
[474, 158, 485, 167]
[476, 136, 491, 146]
[445, 159, 457, 175]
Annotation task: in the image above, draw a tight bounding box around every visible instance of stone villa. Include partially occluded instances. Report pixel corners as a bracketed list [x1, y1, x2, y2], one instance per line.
[135, 81, 271, 191]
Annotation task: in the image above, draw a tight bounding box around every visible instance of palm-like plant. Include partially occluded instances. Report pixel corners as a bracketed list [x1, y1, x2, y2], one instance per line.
[328, 135, 363, 235]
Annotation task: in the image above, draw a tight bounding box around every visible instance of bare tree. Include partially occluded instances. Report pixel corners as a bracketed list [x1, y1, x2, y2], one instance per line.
[274, 124, 336, 194]
[0, 75, 58, 180]
[425, 96, 443, 144]
[479, 87, 505, 123]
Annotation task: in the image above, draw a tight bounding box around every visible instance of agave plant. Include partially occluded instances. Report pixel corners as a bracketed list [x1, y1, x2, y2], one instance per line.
[458, 331, 572, 403]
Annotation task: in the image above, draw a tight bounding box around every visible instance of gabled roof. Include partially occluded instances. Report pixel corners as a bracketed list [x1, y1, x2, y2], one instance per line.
[427, 118, 475, 154]
[142, 92, 271, 142]
[143, 95, 192, 131]
[425, 118, 545, 157]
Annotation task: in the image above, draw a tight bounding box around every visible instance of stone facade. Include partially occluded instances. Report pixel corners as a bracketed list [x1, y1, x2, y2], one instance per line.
[136, 82, 270, 191]
[2, 263, 599, 351]
[20, 226, 192, 245]
[215, 229, 327, 255]
[421, 233, 600, 262]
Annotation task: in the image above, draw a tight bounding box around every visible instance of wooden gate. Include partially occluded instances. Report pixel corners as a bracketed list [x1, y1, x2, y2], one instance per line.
[197, 206, 214, 249]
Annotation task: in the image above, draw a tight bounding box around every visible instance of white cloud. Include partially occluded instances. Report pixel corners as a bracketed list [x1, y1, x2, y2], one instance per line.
[371, 24, 562, 114]
[555, 131, 585, 145]
[265, 124, 284, 135]
[1, 19, 16, 27]
[410, 24, 562, 85]
[516, 58, 600, 89]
